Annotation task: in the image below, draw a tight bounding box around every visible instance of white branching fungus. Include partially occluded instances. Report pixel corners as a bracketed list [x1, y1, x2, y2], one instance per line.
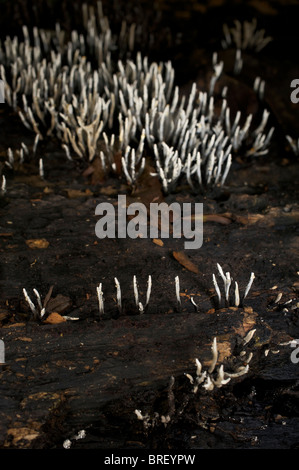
[225, 271, 232, 303]
[184, 373, 194, 385]
[217, 263, 226, 284]
[62, 315, 79, 321]
[33, 288, 43, 311]
[23, 287, 46, 319]
[121, 145, 145, 186]
[224, 364, 249, 378]
[253, 76, 265, 100]
[96, 283, 104, 315]
[23, 288, 38, 317]
[62, 429, 86, 448]
[286, 135, 299, 156]
[133, 275, 139, 309]
[23, 287, 78, 320]
[213, 365, 231, 387]
[153, 143, 182, 194]
[74, 430, 86, 440]
[242, 328, 256, 346]
[221, 18, 273, 52]
[33, 133, 40, 155]
[208, 337, 218, 374]
[134, 409, 159, 430]
[186, 330, 254, 394]
[18, 148, 24, 164]
[39, 158, 44, 179]
[244, 352, 253, 365]
[1, 175, 6, 194]
[63, 439, 72, 449]
[209, 58, 224, 95]
[21, 142, 29, 156]
[214, 264, 255, 308]
[243, 272, 255, 300]
[190, 296, 199, 312]
[62, 144, 72, 161]
[134, 409, 144, 420]
[132, 275, 152, 313]
[145, 275, 152, 308]
[175, 276, 181, 306]
[6, 148, 14, 169]
[216, 264, 232, 305]
[0, 6, 274, 194]
[135, 377, 175, 429]
[195, 358, 202, 377]
[234, 281, 240, 307]
[233, 49, 243, 75]
[138, 302, 144, 314]
[203, 375, 214, 391]
[114, 277, 122, 312]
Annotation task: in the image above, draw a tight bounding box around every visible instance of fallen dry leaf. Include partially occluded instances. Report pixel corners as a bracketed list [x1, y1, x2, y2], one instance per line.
[153, 238, 164, 247]
[129, 163, 164, 209]
[43, 285, 54, 310]
[173, 251, 199, 274]
[43, 312, 66, 324]
[243, 306, 254, 314]
[186, 214, 231, 225]
[26, 239, 49, 249]
[216, 341, 232, 363]
[0, 311, 9, 322]
[7, 427, 40, 446]
[83, 155, 108, 184]
[203, 214, 232, 225]
[100, 185, 120, 196]
[3, 322, 26, 329]
[233, 311, 257, 337]
[226, 213, 264, 225]
[46, 294, 72, 314]
[66, 188, 93, 198]
[43, 186, 53, 194]
[207, 308, 215, 314]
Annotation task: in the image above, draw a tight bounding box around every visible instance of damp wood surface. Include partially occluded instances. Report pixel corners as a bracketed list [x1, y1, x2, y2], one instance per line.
[0, 139, 298, 449]
[0, 0, 299, 450]
[0, 306, 297, 449]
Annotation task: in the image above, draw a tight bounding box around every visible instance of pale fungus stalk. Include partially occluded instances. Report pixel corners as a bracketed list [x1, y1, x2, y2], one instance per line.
[96, 283, 104, 315]
[175, 276, 181, 307]
[114, 277, 122, 313]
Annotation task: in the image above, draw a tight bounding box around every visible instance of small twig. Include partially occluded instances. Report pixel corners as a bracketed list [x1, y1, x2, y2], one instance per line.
[175, 276, 181, 309]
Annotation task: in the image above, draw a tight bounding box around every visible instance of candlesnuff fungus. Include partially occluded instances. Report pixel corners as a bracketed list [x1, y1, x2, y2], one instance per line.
[96, 283, 104, 315]
[23, 288, 45, 320]
[212, 264, 255, 308]
[0, 3, 275, 195]
[186, 330, 255, 393]
[135, 329, 256, 428]
[221, 18, 273, 52]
